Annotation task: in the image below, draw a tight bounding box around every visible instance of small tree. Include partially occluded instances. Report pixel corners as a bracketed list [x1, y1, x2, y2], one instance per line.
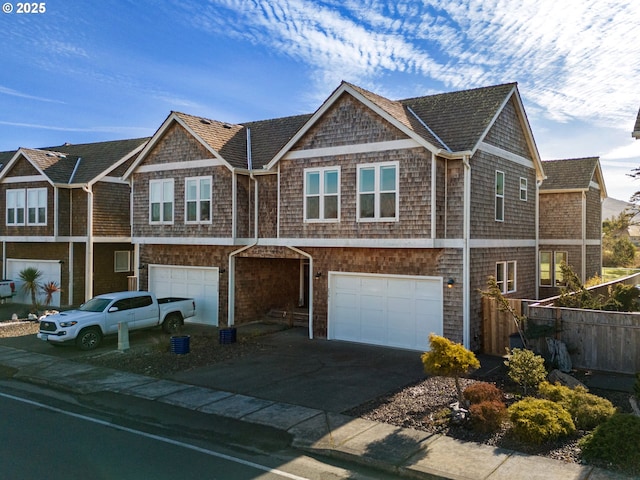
[505, 348, 547, 395]
[19, 267, 43, 310]
[421, 333, 480, 406]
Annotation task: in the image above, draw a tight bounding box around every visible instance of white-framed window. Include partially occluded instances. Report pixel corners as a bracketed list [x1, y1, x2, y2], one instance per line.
[496, 261, 517, 293]
[495, 170, 504, 221]
[540, 251, 567, 286]
[6, 188, 46, 226]
[520, 177, 527, 201]
[304, 167, 340, 222]
[114, 251, 131, 273]
[185, 176, 212, 224]
[6, 189, 25, 225]
[357, 162, 399, 221]
[149, 179, 174, 224]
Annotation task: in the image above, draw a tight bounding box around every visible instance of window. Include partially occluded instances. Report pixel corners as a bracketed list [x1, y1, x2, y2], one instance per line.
[185, 176, 212, 224]
[114, 251, 131, 273]
[357, 162, 398, 221]
[149, 179, 174, 224]
[6, 188, 46, 226]
[496, 261, 517, 293]
[540, 251, 567, 286]
[304, 167, 339, 221]
[520, 177, 527, 201]
[495, 171, 504, 221]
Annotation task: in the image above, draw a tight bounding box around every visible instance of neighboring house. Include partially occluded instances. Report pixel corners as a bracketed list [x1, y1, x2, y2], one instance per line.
[0, 138, 148, 306]
[538, 157, 606, 297]
[125, 81, 545, 351]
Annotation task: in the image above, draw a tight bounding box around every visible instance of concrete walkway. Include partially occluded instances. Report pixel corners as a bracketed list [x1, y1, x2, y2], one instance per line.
[0, 342, 634, 480]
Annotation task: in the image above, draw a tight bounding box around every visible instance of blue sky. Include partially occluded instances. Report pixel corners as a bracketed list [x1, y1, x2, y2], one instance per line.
[1, 0, 639, 201]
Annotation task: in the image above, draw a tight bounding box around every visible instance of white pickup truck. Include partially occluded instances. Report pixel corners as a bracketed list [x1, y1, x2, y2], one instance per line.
[0, 279, 16, 301]
[37, 291, 196, 350]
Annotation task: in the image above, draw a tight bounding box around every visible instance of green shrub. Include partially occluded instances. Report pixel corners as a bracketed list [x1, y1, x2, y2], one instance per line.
[579, 414, 640, 475]
[508, 397, 575, 444]
[538, 381, 616, 430]
[422, 334, 480, 406]
[463, 382, 503, 404]
[469, 400, 507, 433]
[504, 348, 547, 395]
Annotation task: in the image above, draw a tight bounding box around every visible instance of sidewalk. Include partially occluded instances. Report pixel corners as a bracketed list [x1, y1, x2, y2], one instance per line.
[0, 344, 633, 480]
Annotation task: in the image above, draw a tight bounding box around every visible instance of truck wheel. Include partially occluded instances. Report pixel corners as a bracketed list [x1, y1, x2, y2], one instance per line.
[162, 314, 182, 334]
[76, 327, 102, 351]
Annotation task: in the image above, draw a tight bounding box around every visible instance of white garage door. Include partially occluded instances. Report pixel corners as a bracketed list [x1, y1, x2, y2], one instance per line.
[328, 272, 443, 351]
[148, 265, 219, 326]
[7, 259, 62, 307]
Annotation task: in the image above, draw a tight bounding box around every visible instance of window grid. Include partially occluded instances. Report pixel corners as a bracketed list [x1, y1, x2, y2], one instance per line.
[495, 171, 504, 222]
[520, 177, 527, 201]
[496, 261, 517, 294]
[304, 167, 340, 222]
[149, 179, 174, 224]
[357, 162, 399, 221]
[185, 176, 212, 224]
[6, 188, 46, 226]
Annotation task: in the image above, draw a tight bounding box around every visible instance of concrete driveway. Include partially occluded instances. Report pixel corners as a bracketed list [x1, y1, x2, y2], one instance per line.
[169, 327, 426, 413]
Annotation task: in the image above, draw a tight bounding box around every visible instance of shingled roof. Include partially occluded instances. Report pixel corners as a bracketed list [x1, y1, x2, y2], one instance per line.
[633, 108, 640, 139]
[401, 83, 517, 152]
[1, 138, 149, 185]
[540, 157, 606, 196]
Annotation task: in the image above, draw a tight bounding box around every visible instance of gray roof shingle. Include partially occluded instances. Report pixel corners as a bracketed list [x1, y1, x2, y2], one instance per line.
[540, 157, 599, 191]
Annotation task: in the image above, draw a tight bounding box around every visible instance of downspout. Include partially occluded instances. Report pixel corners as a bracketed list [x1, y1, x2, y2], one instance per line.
[430, 152, 437, 239]
[82, 184, 94, 300]
[228, 127, 258, 327]
[535, 179, 542, 300]
[462, 155, 471, 349]
[582, 191, 587, 282]
[287, 246, 314, 339]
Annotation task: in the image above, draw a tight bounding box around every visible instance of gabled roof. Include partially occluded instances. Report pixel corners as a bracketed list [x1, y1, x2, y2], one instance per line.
[401, 83, 518, 152]
[0, 138, 149, 186]
[633, 108, 640, 139]
[540, 157, 607, 198]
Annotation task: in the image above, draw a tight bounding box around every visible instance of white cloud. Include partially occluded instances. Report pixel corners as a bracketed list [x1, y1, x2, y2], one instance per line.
[0, 86, 64, 104]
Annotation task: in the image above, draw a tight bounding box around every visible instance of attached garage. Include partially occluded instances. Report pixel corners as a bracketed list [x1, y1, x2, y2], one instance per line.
[148, 265, 219, 326]
[328, 272, 443, 351]
[7, 259, 62, 307]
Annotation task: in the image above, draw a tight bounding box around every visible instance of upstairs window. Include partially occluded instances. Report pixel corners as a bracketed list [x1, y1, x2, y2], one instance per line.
[496, 261, 517, 293]
[114, 251, 131, 273]
[304, 167, 340, 222]
[357, 162, 398, 221]
[185, 176, 212, 224]
[149, 179, 174, 224]
[519, 177, 528, 201]
[6, 188, 46, 226]
[495, 171, 505, 221]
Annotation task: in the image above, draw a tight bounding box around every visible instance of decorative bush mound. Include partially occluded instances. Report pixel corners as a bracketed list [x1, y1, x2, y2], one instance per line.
[579, 414, 640, 475]
[469, 400, 507, 433]
[505, 348, 547, 395]
[463, 382, 503, 404]
[422, 333, 480, 405]
[508, 397, 575, 444]
[538, 381, 616, 430]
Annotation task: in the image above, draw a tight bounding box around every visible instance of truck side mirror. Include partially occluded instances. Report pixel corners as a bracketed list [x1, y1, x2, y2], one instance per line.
[108, 306, 119, 313]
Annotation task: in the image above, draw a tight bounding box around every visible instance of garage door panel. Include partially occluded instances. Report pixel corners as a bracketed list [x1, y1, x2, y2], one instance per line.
[329, 272, 443, 351]
[149, 265, 218, 326]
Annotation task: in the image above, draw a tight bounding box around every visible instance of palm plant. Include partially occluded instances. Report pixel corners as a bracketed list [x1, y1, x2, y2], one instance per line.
[41, 281, 62, 306]
[19, 267, 43, 310]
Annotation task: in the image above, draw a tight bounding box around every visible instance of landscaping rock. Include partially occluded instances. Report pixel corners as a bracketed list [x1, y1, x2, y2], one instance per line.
[548, 369, 586, 390]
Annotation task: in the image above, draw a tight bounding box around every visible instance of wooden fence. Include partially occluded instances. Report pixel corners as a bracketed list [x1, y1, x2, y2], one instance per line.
[527, 305, 640, 374]
[481, 297, 524, 356]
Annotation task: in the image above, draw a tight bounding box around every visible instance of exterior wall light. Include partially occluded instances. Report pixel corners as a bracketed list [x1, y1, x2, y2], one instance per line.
[447, 278, 455, 288]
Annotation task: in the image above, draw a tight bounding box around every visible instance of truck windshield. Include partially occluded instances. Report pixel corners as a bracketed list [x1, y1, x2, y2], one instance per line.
[79, 298, 112, 312]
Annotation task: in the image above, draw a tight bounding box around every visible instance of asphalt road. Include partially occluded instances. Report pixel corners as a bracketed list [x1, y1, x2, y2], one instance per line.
[0, 380, 399, 480]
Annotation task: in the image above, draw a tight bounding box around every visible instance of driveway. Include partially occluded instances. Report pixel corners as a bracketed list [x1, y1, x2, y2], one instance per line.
[169, 327, 426, 413]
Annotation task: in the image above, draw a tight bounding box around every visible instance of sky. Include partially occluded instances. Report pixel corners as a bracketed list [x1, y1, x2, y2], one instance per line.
[1, 0, 640, 201]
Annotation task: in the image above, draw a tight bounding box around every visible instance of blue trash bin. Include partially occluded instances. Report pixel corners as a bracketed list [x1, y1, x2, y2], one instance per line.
[170, 335, 190, 354]
[219, 327, 237, 344]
